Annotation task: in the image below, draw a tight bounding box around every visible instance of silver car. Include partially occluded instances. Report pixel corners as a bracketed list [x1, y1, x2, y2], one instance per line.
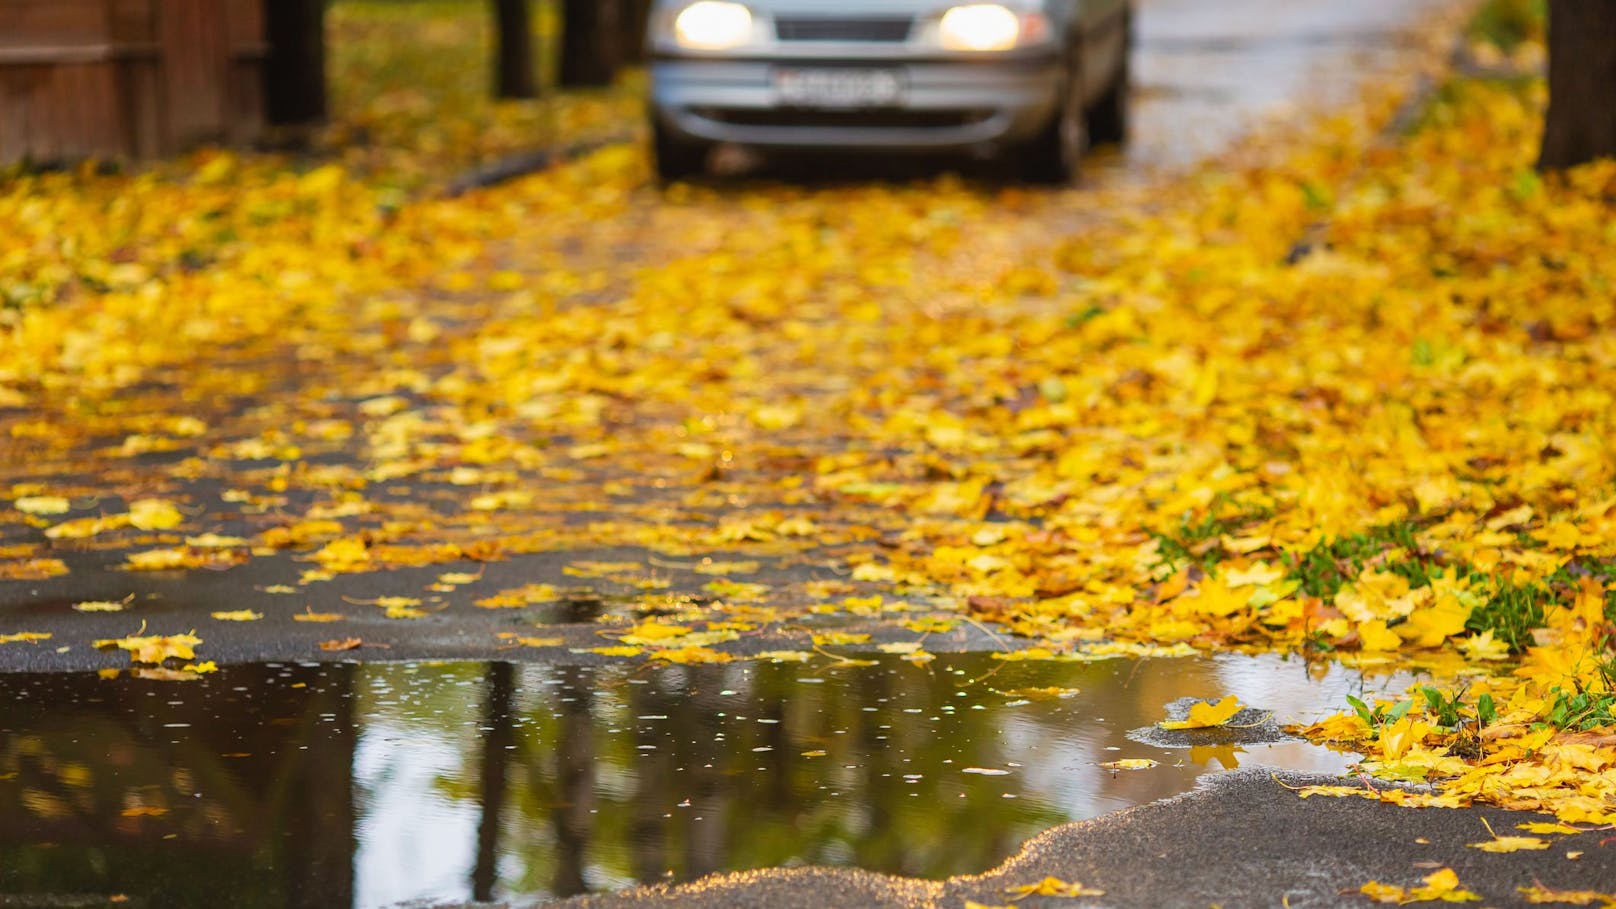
[646, 0, 1132, 182]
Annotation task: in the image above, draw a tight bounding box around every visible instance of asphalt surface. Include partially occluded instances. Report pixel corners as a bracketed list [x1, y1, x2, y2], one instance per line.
[528, 771, 1615, 909]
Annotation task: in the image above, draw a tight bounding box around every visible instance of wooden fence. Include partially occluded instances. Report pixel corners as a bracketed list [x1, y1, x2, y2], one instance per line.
[0, 0, 266, 162]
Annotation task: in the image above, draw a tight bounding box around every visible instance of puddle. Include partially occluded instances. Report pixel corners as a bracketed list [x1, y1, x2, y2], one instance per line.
[0, 653, 1403, 908]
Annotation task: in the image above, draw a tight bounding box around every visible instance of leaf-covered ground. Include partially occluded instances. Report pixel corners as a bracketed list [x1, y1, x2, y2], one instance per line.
[2, 0, 1614, 845]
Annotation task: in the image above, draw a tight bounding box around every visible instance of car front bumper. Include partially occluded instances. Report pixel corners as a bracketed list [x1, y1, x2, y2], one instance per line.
[651, 55, 1062, 153]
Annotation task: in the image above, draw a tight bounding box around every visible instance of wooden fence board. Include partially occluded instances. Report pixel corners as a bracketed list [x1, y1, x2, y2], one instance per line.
[0, 0, 265, 161]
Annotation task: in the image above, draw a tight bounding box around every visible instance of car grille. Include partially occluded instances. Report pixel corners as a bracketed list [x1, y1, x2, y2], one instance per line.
[774, 17, 914, 42]
[697, 108, 994, 129]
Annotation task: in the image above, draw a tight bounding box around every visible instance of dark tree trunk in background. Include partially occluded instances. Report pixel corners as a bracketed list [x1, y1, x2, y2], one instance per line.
[263, 0, 328, 125]
[1538, 0, 1616, 170]
[491, 0, 538, 98]
[619, 0, 654, 64]
[560, 0, 622, 87]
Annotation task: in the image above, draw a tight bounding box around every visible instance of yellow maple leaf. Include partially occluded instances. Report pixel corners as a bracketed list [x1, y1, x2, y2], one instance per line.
[95, 631, 202, 665]
[1361, 868, 1480, 904]
[1516, 822, 1588, 835]
[73, 600, 129, 613]
[127, 498, 184, 531]
[621, 622, 692, 645]
[0, 632, 52, 645]
[757, 650, 813, 662]
[812, 632, 871, 646]
[211, 610, 262, 622]
[1005, 877, 1105, 898]
[1358, 619, 1403, 652]
[1468, 835, 1550, 853]
[588, 646, 643, 658]
[1458, 630, 1511, 661]
[1516, 884, 1616, 905]
[13, 496, 71, 515]
[649, 645, 734, 664]
[1160, 696, 1244, 730]
[293, 609, 344, 623]
[123, 548, 203, 571]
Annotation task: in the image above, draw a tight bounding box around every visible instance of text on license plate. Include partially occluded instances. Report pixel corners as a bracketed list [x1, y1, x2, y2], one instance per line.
[774, 69, 904, 107]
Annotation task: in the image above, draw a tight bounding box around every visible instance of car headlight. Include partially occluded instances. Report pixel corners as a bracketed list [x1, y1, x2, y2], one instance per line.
[674, 1, 754, 51]
[938, 4, 1043, 52]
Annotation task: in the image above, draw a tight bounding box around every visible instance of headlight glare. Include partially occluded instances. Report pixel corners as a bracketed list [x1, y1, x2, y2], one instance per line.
[674, 1, 754, 51]
[939, 4, 1023, 52]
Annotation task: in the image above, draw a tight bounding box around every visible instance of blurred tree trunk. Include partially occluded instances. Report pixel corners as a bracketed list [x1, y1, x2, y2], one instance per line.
[263, 0, 327, 125]
[560, 0, 622, 87]
[619, 0, 654, 64]
[491, 0, 538, 99]
[1538, 0, 1616, 170]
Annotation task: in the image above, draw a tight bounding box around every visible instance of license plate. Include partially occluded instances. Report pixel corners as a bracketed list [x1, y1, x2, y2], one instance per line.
[774, 68, 904, 108]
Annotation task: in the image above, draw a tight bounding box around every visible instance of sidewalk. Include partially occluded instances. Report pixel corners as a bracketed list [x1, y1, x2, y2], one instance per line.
[529, 770, 1614, 909]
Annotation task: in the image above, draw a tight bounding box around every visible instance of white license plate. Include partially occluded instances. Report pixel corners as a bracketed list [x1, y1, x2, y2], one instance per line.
[774, 68, 904, 108]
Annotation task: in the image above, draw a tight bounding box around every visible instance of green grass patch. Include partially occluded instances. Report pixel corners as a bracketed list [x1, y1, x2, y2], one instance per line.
[1465, 581, 1549, 654]
[1150, 499, 1273, 572]
[1284, 522, 1434, 598]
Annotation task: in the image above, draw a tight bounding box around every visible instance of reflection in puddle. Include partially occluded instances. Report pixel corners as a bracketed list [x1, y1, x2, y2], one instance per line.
[0, 653, 1401, 908]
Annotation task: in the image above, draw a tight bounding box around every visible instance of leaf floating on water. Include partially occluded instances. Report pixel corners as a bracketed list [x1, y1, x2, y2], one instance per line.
[1002, 686, 1081, 699]
[757, 650, 813, 663]
[649, 645, 734, 664]
[962, 767, 1011, 776]
[1099, 759, 1159, 771]
[319, 638, 364, 652]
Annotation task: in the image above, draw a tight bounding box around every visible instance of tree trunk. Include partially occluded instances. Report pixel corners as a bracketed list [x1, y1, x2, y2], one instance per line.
[491, 0, 538, 99]
[1538, 0, 1616, 170]
[559, 0, 622, 88]
[263, 0, 328, 126]
[619, 0, 654, 64]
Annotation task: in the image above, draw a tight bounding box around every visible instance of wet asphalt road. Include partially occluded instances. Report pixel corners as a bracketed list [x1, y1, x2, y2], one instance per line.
[0, 0, 1473, 675]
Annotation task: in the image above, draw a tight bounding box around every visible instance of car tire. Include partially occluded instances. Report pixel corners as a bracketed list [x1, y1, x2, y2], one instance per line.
[1016, 59, 1085, 185]
[1087, 17, 1132, 146]
[653, 120, 709, 183]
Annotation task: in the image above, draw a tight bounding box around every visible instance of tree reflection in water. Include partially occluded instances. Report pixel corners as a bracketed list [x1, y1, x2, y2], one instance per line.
[0, 653, 1377, 908]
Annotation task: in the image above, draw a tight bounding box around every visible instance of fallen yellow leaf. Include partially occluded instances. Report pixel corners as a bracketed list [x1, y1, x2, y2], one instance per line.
[1160, 696, 1244, 730]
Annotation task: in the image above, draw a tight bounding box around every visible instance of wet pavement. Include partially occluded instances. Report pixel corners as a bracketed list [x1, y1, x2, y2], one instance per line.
[1129, 0, 1463, 167]
[0, 653, 1406, 908]
[0, 0, 1475, 677]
